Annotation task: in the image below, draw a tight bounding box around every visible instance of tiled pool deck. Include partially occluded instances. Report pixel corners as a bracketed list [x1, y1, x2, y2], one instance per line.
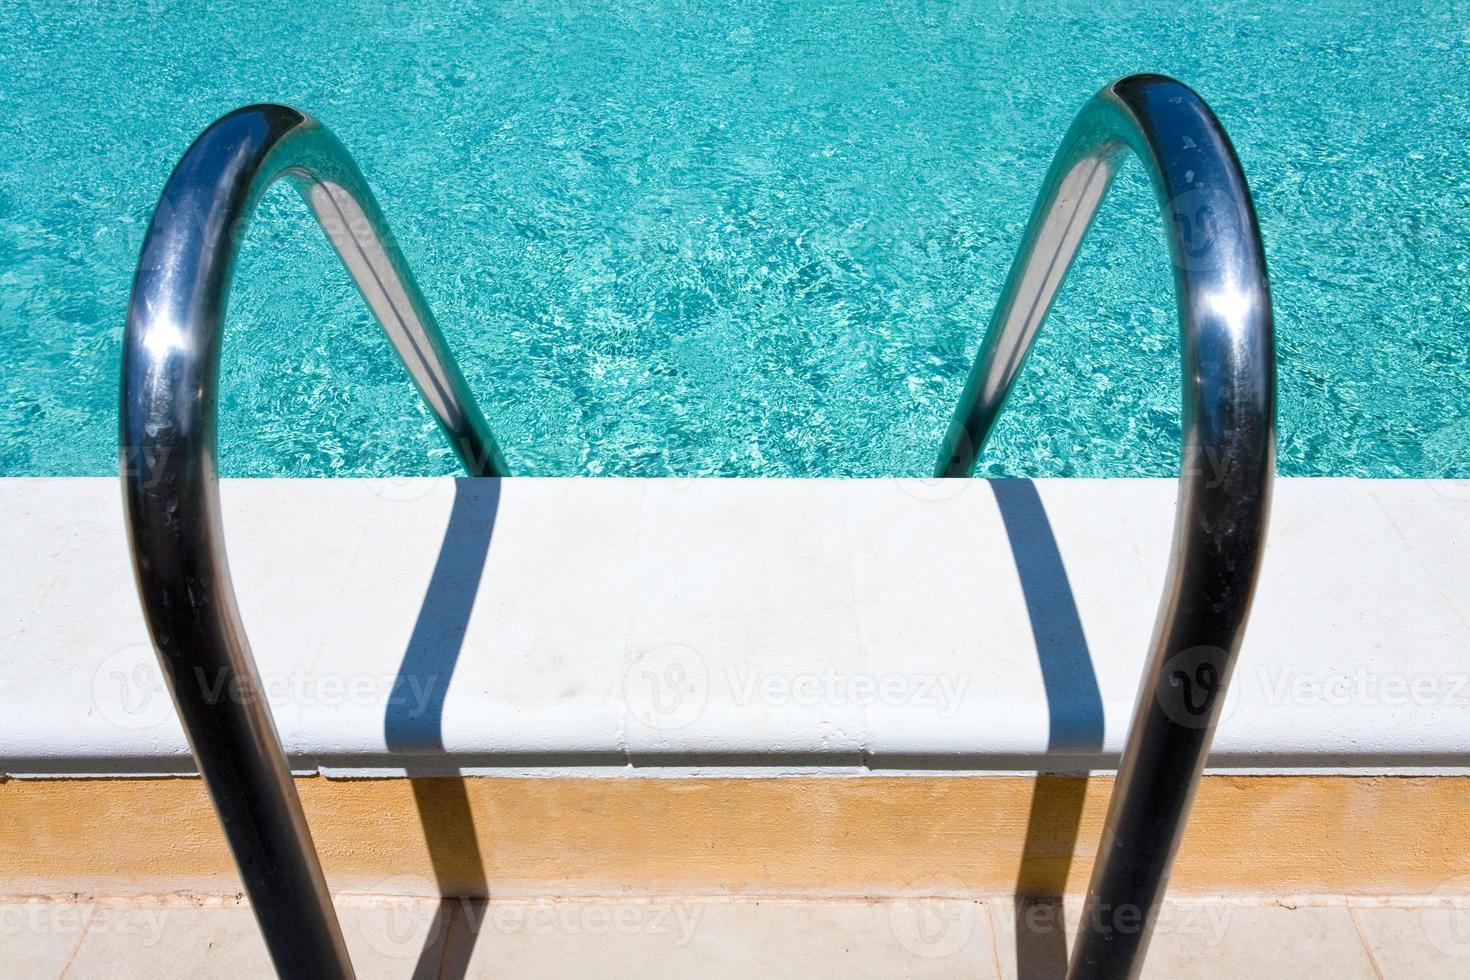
[6, 894, 1466, 978]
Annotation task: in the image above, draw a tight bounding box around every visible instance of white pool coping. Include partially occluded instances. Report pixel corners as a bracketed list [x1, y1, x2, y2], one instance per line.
[2, 476, 1467, 778]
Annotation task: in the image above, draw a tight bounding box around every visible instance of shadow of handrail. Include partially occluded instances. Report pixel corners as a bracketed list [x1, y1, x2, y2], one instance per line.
[992, 480, 1103, 979]
[385, 478, 501, 979]
[375, 477, 1100, 976]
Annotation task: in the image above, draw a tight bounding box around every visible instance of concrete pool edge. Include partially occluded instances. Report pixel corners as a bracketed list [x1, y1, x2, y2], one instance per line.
[2, 476, 1467, 778]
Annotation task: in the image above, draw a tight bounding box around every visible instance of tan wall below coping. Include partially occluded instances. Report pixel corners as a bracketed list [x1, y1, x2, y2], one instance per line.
[4, 775, 1467, 898]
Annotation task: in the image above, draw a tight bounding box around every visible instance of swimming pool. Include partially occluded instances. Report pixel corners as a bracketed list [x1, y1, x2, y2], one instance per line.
[1, 0, 1466, 478]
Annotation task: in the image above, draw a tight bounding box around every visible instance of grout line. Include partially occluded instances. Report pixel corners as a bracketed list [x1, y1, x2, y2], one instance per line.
[434, 900, 459, 980]
[1347, 907, 1386, 980]
[7, 891, 1470, 908]
[56, 903, 95, 980]
[982, 901, 1005, 979]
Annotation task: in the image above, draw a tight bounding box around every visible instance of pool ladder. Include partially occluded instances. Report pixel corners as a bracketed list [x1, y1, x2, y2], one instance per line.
[120, 73, 1273, 980]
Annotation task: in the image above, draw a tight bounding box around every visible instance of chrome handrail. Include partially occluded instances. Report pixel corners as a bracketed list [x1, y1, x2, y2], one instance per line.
[123, 79, 1270, 980]
[936, 75, 1274, 979]
[121, 105, 507, 980]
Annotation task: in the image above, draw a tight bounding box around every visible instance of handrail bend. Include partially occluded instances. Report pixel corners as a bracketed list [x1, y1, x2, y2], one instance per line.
[937, 75, 1275, 979]
[121, 105, 508, 979]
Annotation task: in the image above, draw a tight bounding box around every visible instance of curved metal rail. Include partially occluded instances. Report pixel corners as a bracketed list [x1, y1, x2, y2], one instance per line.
[936, 75, 1275, 979]
[123, 77, 1271, 980]
[121, 105, 507, 979]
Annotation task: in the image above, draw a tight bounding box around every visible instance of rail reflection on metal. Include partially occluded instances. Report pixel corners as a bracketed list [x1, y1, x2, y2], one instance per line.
[935, 75, 1275, 979]
[120, 105, 507, 979]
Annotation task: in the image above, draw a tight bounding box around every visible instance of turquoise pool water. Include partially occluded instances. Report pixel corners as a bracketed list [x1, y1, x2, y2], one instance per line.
[1, 0, 1467, 478]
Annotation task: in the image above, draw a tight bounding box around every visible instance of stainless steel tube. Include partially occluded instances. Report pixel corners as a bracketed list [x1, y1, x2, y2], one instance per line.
[935, 75, 1275, 979]
[120, 105, 507, 979]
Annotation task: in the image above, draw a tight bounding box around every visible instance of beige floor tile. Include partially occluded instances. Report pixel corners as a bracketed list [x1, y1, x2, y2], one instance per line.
[454, 898, 998, 979]
[46, 897, 1469, 979]
[64, 906, 273, 979]
[338, 897, 449, 979]
[992, 900, 1379, 979]
[991, 898, 1080, 980]
[1352, 906, 1470, 979]
[1141, 905, 1377, 979]
[0, 901, 91, 979]
[62, 899, 450, 980]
